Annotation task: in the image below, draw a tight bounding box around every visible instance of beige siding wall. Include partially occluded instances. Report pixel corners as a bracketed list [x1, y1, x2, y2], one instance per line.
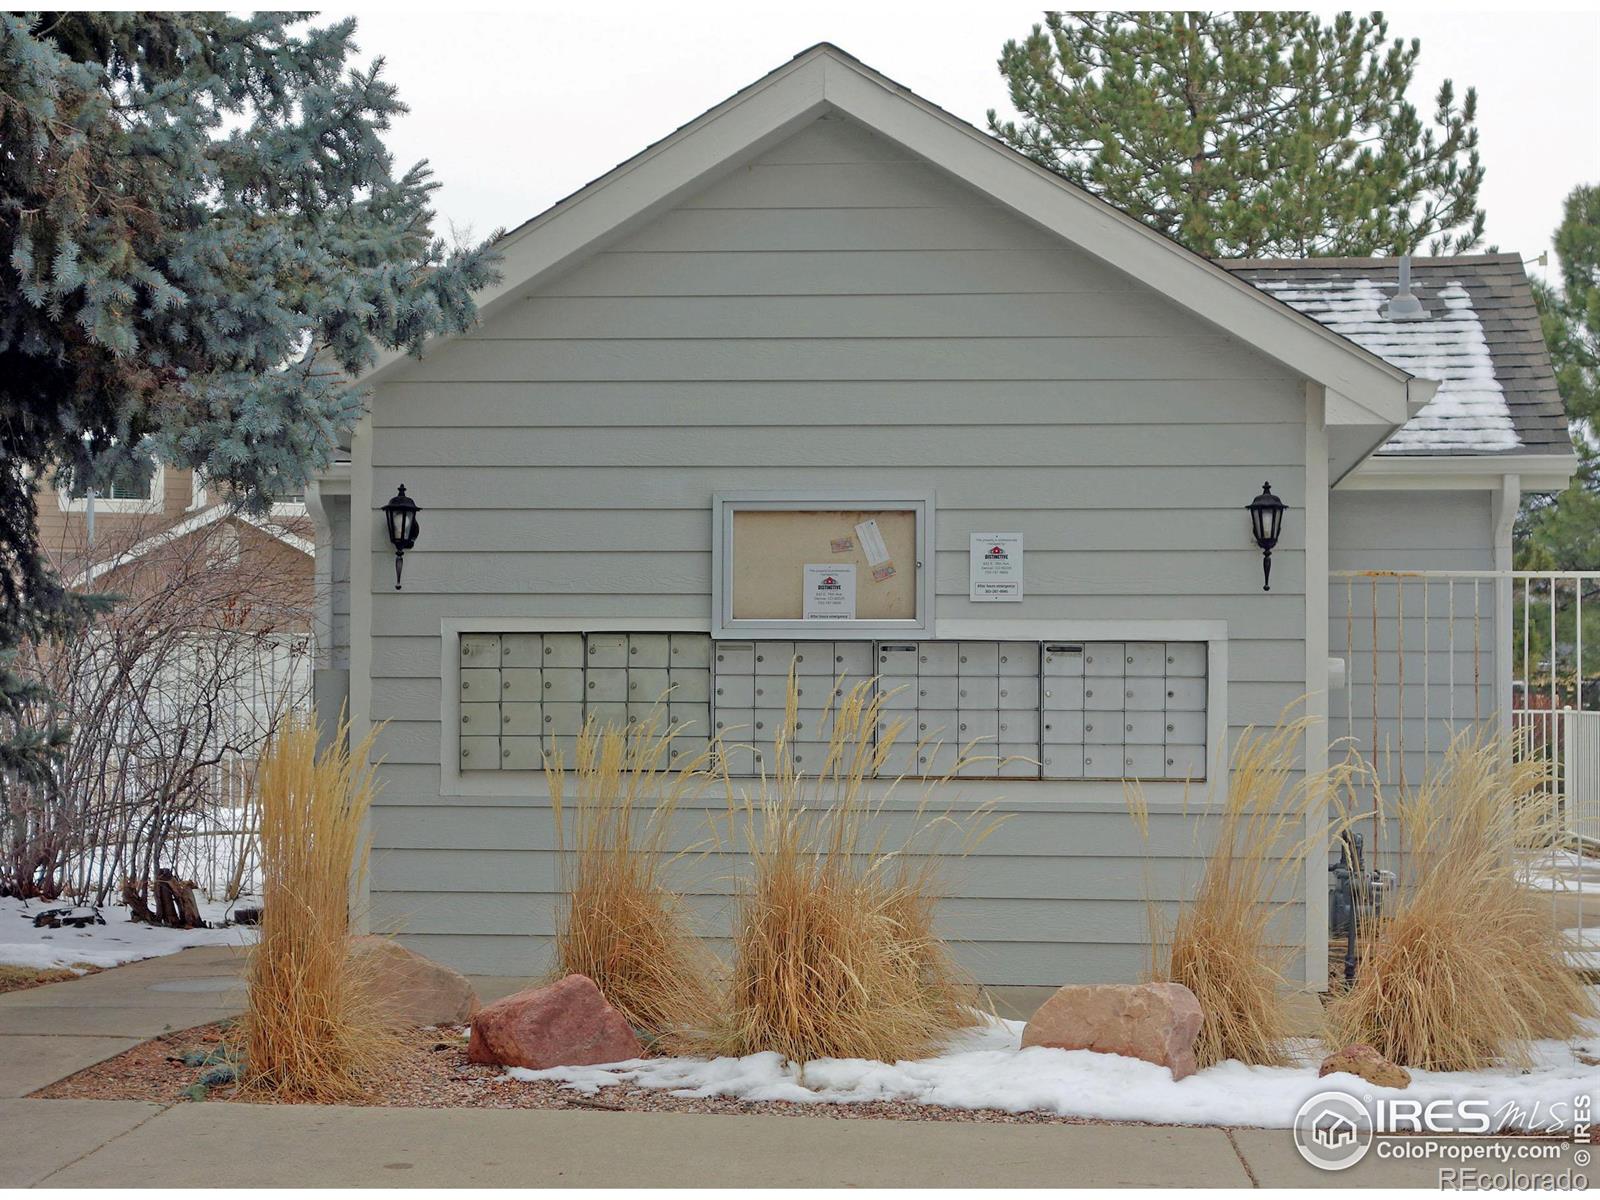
[361, 115, 1312, 983]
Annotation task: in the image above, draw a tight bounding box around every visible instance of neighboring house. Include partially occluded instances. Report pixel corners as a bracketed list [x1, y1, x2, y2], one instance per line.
[41, 457, 318, 774]
[309, 46, 1576, 985]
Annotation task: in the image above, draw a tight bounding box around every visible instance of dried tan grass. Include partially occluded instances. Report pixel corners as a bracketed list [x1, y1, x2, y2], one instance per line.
[544, 712, 722, 1051]
[237, 716, 402, 1102]
[701, 673, 998, 1065]
[1128, 712, 1352, 1069]
[1326, 731, 1597, 1071]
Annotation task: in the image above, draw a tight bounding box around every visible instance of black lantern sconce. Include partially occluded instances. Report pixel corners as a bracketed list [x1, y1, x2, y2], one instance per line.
[382, 484, 420, 590]
[1247, 481, 1285, 592]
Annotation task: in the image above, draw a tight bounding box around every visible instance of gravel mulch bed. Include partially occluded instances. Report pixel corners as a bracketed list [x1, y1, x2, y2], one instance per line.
[34, 1022, 1115, 1126]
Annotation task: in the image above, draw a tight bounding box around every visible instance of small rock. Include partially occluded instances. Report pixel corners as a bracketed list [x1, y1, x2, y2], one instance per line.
[1319, 1043, 1411, 1089]
[349, 935, 479, 1026]
[1021, 981, 1205, 1080]
[468, 974, 642, 1070]
[199, 1063, 238, 1087]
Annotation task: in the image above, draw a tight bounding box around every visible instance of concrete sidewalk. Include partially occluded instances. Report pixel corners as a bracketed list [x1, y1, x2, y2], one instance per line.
[0, 947, 1587, 1189]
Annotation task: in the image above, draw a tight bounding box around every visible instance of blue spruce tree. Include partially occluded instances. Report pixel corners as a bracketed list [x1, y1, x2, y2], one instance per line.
[0, 13, 501, 780]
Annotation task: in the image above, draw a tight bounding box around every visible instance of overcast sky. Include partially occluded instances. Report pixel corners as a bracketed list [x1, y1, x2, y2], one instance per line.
[330, 6, 1600, 281]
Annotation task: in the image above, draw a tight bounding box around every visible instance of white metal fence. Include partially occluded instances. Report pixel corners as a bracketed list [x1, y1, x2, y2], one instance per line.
[1332, 569, 1596, 946]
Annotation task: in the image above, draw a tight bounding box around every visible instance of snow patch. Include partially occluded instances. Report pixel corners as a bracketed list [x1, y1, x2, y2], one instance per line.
[1256, 277, 1520, 454]
[508, 1010, 1600, 1130]
[0, 894, 256, 970]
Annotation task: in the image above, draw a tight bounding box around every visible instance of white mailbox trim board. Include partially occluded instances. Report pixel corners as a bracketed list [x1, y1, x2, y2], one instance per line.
[710, 490, 935, 639]
[438, 615, 1228, 802]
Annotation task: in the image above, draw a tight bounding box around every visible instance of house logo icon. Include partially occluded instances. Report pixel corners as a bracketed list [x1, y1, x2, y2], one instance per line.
[986, 545, 1006, 559]
[1293, 1091, 1374, 1170]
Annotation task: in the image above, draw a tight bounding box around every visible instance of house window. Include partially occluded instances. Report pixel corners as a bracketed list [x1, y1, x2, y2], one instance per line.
[57, 457, 164, 513]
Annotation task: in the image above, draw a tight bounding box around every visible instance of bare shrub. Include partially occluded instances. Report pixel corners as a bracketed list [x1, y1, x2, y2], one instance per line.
[1326, 731, 1597, 1071]
[0, 512, 312, 905]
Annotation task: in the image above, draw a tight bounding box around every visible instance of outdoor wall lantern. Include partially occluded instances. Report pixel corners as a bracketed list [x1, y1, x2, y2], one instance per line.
[1247, 481, 1285, 592]
[382, 484, 420, 590]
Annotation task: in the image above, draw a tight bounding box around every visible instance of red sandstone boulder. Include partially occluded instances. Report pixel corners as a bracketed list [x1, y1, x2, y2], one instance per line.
[1021, 981, 1205, 1080]
[467, 974, 642, 1069]
[1319, 1043, 1411, 1089]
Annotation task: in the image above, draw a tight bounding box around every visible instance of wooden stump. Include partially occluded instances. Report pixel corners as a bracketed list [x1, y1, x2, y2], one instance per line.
[153, 870, 204, 928]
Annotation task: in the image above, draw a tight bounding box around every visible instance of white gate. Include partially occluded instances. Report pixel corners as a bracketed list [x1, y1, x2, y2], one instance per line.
[1332, 569, 1596, 948]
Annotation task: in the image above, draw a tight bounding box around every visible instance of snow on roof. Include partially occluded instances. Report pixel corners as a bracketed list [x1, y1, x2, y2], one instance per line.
[1250, 276, 1519, 454]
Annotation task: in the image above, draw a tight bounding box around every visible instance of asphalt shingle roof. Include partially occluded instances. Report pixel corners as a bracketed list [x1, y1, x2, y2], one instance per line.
[1224, 255, 1571, 457]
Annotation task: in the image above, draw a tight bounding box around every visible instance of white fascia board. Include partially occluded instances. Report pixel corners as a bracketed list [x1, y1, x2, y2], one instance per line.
[1337, 452, 1580, 493]
[816, 56, 1413, 417]
[357, 61, 829, 388]
[354, 47, 1414, 413]
[239, 514, 314, 557]
[312, 459, 352, 497]
[1407, 377, 1439, 418]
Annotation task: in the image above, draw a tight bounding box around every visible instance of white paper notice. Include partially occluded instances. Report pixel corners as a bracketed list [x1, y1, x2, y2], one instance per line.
[969, 533, 1023, 602]
[803, 563, 857, 620]
[855, 519, 891, 567]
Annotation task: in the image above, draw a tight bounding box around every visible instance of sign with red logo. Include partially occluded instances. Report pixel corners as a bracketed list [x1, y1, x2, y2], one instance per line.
[803, 562, 857, 620]
[969, 532, 1023, 602]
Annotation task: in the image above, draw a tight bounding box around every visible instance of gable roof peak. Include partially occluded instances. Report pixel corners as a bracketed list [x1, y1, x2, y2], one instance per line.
[360, 42, 1416, 426]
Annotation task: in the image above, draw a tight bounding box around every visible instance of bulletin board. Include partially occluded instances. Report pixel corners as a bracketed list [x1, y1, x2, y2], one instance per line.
[711, 492, 934, 638]
[732, 509, 917, 619]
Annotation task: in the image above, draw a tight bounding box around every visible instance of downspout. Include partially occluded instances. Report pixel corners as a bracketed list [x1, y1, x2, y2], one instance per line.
[304, 476, 343, 757]
[1492, 473, 1521, 744]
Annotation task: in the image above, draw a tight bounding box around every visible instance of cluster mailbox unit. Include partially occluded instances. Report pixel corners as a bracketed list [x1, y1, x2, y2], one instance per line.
[455, 628, 1207, 783]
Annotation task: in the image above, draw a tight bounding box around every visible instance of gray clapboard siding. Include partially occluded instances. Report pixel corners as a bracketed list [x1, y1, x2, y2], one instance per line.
[372, 466, 1303, 511]
[400, 334, 1294, 384]
[493, 293, 1200, 338]
[367, 549, 1301, 598]
[369, 850, 1296, 903]
[362, 113, 1311, 984]
[373, 424, 1306, 468]
[367, 592, 1309, 640]
[542, 250, 1140, 299]
[347, 509, 1272, 555]
[370, 803, 1227, 856]
[382, 932, 1168, 985]
[376, 379, 1310, 427]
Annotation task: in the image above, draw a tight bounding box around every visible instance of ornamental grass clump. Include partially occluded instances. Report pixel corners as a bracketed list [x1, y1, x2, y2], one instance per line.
[545, 712, 722, 1052]
[1326, 732, 1596, 1071]
[704, 674, 998, 1065]
[1128, 712, 1353, 1070]
[239, 716, 401, 1102]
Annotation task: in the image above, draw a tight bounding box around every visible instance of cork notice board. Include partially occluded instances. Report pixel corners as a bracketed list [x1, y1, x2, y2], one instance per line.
[731, 509, 918, 621]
